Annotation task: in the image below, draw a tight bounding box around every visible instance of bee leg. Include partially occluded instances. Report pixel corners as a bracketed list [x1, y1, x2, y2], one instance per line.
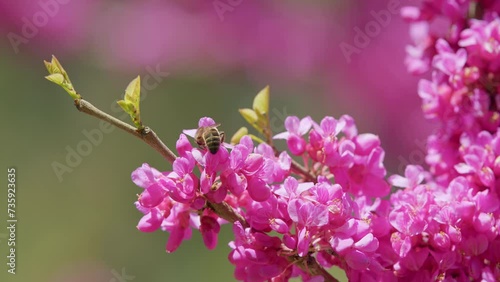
[220, 131, 225, 143]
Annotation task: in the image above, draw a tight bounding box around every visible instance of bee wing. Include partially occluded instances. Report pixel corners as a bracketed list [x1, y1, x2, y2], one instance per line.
[183, 128, 198, 138]
[222, 141, 234, 150]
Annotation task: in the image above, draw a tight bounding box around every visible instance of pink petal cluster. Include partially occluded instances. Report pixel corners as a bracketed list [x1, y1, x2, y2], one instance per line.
[402, 2, 500, 184]
[393, 1, 500, 280]
[128, 3, 500, 280]
[402, 3, 500, 183]
[131, 116, 397, 281]
[274, 114, 392, 202]
[131, 117, 293, 252]
[388, 170, 500, 280]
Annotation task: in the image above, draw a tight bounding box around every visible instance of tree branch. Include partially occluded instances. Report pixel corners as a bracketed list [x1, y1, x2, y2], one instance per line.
[290, 159, 316, 182]
[206, 201, 249, 228]
[286, 255, 339, 282]
[75, 99, 177, 163]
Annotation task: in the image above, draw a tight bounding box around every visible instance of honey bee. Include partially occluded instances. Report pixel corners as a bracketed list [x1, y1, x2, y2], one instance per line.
[195, 124, 225, 154]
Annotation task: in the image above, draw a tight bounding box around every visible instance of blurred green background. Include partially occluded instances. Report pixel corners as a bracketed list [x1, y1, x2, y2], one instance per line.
[0, 1, 428, 281]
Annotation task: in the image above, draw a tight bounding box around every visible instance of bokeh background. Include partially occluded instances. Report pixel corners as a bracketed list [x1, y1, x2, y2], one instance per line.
[0, 1, 430, 281]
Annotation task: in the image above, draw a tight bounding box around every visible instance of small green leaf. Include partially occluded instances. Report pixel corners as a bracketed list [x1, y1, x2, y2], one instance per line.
[117, 100, 135, 115]
[45, 73, 64, 85]
[251, 86, 270, 136]
[230, 127, 248, 144]
[239, 108, 263, 134]
[44, 60, 57, 74]
[253, 85, 269, 117]
[124, 76, 141, 104]
[117, 76, 142, 129]
[43, 55, 81, 100]
[239, 108, 258, 123]
[50, 55, 71, 84]
[249, 134, 266, 144]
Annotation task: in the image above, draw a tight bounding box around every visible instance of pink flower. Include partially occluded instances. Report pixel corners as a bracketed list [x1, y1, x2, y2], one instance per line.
[460, 18, 500, 67]
[228, 222, 289, 281]
[162, 203, 196, 253]
[200, 215, 221, 250]
[288, 196, 328, 228]
[255, 143, 291, 183]
[432, 39, 468, 86]
[274, 116, 312, 155]
[220, 136, 272, 202]
[333, 137, 390, 197]
[404, 22, 435, 74]
[245, 194, 289, 233]
[136, 203, 166, 233]
[164, 156, 198, 203]
[389, 165, 427, 189]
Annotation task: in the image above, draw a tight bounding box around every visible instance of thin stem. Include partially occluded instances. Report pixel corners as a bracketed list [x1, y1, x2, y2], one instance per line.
[286, 255, 339, 282]
[290, 159, 316, 182]
[75, 99, 177, 163]
[206, 201, 249, 228]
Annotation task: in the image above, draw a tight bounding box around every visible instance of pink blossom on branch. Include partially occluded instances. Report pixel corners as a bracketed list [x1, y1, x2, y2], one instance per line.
[131, 115, 395, 281]
[126, 2, 500, 281]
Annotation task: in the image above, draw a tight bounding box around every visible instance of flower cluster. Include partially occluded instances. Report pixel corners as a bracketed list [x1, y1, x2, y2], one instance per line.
[131, 115, 396, 281]
[403, 1, 500, 184]
[388, 166, 500, 280]
[128, 2, 500, 281]
[391, 0, 500, 280]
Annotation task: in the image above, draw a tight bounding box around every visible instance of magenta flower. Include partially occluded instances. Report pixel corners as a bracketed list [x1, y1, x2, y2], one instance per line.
[460, 18, 500, 65]
[274, 177, 310, 199]
[220, 136, 272, 202]
[433, 39, 468, 86]
[200, 215, 221, 250]
[162, 203, 196, 253]
[245, 194, 289, 233]
[136, 202, 167, 233]
[164, 156, 198, 203]
[274, 116, 312, 155]
[389, 165, 427, 189]
[228, 222, 289, 281]
[455, 130, 497, 188]
[404, 22, 435, 74]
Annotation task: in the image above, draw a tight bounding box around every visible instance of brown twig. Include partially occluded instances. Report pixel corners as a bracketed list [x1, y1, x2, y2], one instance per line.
[290, 159, 316, 182]
[286, 255, 339, 282]
[206, 201, 249, 228]
[75, 99, 177, 163]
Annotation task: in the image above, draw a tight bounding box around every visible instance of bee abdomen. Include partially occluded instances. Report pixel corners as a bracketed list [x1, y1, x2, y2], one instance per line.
[205, 128, 221, 154]
[207, 141, 220, 154]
